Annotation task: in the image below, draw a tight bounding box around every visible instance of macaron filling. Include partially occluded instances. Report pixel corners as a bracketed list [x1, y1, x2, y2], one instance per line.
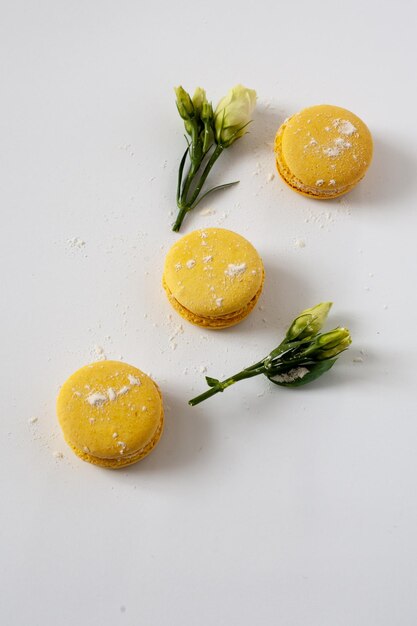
[163, 273, 264, 329]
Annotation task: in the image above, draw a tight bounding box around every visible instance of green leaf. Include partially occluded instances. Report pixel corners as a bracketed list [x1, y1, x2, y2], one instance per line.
[191, 180, 239, 210]
[266, 359, 337, 387]
[205, 376, 220, 387]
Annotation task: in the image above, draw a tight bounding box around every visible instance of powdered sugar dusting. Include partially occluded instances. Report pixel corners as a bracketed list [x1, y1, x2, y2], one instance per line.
[323, 137, 352, 157]
[67, 237, 86, 249]
[86, 392, 107, 406]
[333, 119, 357, 136]
[107, 388, 116, 401]
[272, 367, 309, 383]
[225, 263, 247, 277]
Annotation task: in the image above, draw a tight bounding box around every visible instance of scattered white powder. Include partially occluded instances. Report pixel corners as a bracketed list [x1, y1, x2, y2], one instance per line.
[53, 451, 64, 459]
[112, 432, 118, 438]
[175, 263, 182, 271]
[335, 137, 351, 149]
[28, 417, 38, 424]
[127, 374, 141, 386]
[316, 179, 324, 186]
[323, 146, 340, 157]
[142, 406, 147, 412]
[272, 367, 310, 383]
[200, 231, 208, 238]
[200, 208, 216, 216]
[107, 388, 116, 401]
[67, 237, 85, 249]
[89, 417, 96, 424]
[353, 357, 364, 363]
[203, 255, 213, 263]
[323, 137, 351, 157]
[199, 365, 207, 373]
[267, 172, 275, 182]
[169, 324, 184, 342]
[329, 179, 336, 186]
[186, 259, 196, 269]
[93, 345, 106, 361]
[216, 297, 224, 307]
[73, 390, 82, 397]
[294, 239, 306, 248]
[86, 392, 107, 406]
[117, 386, 130, 396]
[225, 263, 247, 277]
[333, 119, 357, 135]
[83, 446, 90, 453]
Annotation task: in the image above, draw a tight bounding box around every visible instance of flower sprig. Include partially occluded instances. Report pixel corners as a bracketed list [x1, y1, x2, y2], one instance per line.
[172, 84, 256, 232]
[189, 303, 351, 406]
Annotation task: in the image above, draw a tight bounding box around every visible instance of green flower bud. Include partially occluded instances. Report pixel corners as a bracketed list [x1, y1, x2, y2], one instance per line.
[201, 101, 214, 152]
[315, 327, 352, 359]
[192, 87, 207, 117]
[286, 302, 332, 341]
[201, 101, 213, 123]
[174, 86, 194, 121]
[214, 84, 257, 147]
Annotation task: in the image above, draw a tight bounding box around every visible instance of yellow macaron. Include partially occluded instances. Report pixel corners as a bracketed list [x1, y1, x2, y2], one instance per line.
[163, 228, 264, 329]
[57, 360, 164, 468]
[274, 104, 373, 199]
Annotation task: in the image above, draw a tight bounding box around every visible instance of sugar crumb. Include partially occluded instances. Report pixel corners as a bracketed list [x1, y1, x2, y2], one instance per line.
[86, 392, 107, 406]
[225, 263, 247, 277]
[67, 237, 86, 249]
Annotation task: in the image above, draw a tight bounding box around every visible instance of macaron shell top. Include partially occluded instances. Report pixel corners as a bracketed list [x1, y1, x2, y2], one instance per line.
[276, 104, 373, 196]
[163, 228, 264, 317]
[57, 361, 163, 463]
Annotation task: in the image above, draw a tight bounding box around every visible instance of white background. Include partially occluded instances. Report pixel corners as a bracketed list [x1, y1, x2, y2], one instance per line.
[2, 1, 417, 624]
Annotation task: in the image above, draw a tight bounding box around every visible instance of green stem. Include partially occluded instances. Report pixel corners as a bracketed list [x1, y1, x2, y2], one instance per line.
[189, 366, 264, 406]
[173, 144, 224, 232]
[172, 207, 189, 232]
[188, 144, 223, 207]
[176, 146, 189, 204]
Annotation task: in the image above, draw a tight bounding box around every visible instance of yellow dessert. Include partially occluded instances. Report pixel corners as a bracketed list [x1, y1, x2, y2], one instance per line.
[163, 228, 264, 329]
[57, 361, 163, 468]
[274, 104, 373, 199]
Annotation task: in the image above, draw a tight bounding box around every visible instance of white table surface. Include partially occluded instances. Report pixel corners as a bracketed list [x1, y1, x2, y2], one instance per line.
[2, 1, 417, 624]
